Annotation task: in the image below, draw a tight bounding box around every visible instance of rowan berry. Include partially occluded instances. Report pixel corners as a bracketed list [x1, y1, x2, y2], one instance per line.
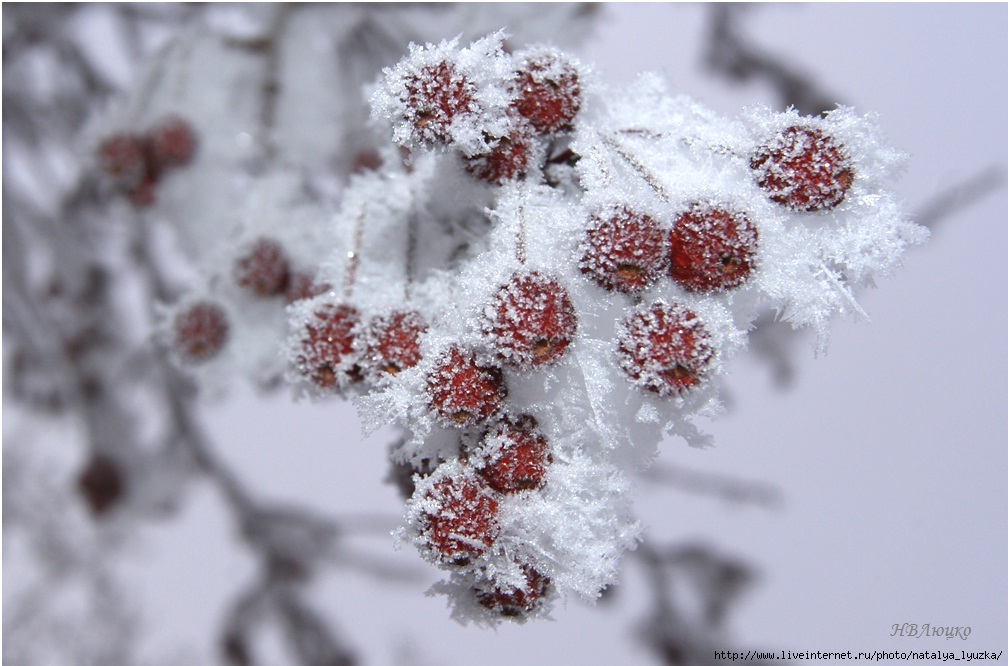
[426, 346, 507, 427]
[579, 206, 667, 294]
[464, 131, 531, 184]
[360, 309, 428, 379]
[470, 415, 551, 493]
[294, 302, 363, 391]
[77, 452, 125, 517]
[173, 300, 229, 363]
[668, 204, 758, 293]
[751, 125, 854, 212]
[97, 133, 148, 189]
[234, 237, 291, 297]
[617, 301, 715, 397]
[484, 271, 578, 369]
[474, 564, 551, 617]
[418, 469, 500, 566]
[511, 50, 581, 135]
[148, 115, 197, 170]
[403, 61, 476, 148]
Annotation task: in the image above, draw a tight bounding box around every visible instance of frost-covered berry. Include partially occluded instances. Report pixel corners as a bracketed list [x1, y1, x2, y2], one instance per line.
[234, 237, 291, 297]
[148, 115, 197, 170]
[403, 61, 477, 148]
[511, 49, 581, 135]
[668, 204, 758, 293]
[173, 301, 229, 363]
[283, 271, 330, 304]
[617, 301, 715, 397]
[97, 133, 148, 189]
[474, 564, 551, 617]
[360, 309, 428, 379]
[579, 206, 667, 294]
[426, 346, 507, 427]
[464, 132, 531, 184]
[751, 125, 854, 212]
[470, 415, 551, 493]
[484, 271, 578, 369]
[418, 468, 500, 566]
[295, 302, 362, 390]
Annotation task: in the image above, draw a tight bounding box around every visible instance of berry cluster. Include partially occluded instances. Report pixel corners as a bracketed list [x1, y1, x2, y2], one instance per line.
[97, 115, 197, 206]
[302, 36, 922, 622]
[410, 414, 554, 617]
[374, 34, 582, 186]
[289, 296, 429, 395]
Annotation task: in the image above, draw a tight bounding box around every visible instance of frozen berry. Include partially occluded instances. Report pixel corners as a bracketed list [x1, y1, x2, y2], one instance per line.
[470, 415, 551, 493]
[173, 300, 229, 363]
[511, 50, 581, 135]
[464, 132, 531, 184]
[295, 302, 362, 390]
[361, 309, 428, 379]
[475, 564, 551, 617]
[617, 301, 715, 397]
[579, 206, 667, 294]
[426, 346, 506, 427]
[403, 61, 476, 147]
[418, 468, 500, 565]
[751, 125, 854, 212]
[484, 271, 577, 369]
[668, 204, 758, 293]
[234, 237, 290, 297]
[77, 452, 125, 517]
[97, 133, 148, 188]
[148, 115, 197, 169]
[351, 148, 382, 173]
[284, 271, 330, 304]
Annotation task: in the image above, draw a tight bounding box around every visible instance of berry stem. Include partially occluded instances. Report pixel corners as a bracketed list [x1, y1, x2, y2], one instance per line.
[404, 212, 418, 302]
[515, 196, 528, 266]
[601, 132, 674, 203]
[344, 206, 366, 300]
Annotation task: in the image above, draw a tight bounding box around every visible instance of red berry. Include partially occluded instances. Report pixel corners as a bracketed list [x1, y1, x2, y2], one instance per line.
[77, 453, 125, 517]
[511, 50, 581, 135]
[295, 302, 362, 390]
[173, 300, 229, 363]
[148, 115, 197, 169]
[474, 564, 551, 617]
[403, 61, 476, 147]
[361, 309, 428, 379]
[426, 346, 507, 427]
[234, 237, 290, 297]
[284, 271, 330, 304]
[751, 125, 854, 212]
[470, 415, 551, 493]
[464, 131, 530, 184]
[97, 133, 148, 188]
[579, 206, 667, 294]
[351, 148, 382, 173]
[668, 204, 758, 293]
[484, 271, 578, 369]
[418, 469, 500, 566]
[617, 301, 715, 397]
